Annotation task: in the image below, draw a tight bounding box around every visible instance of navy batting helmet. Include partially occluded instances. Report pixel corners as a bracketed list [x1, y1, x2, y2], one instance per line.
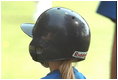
[21, 7, 91, 62]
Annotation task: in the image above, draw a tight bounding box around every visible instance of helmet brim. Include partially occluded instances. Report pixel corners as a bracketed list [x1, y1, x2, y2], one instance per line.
[21, 23, 34, 37]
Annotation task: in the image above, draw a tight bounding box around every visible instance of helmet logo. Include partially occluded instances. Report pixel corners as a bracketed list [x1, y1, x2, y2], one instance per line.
[72, 51, 87, 59]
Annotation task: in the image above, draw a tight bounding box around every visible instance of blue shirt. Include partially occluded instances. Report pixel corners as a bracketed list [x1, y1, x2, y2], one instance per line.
[97, 1, 116, 20]
[41, 67, 86, 79]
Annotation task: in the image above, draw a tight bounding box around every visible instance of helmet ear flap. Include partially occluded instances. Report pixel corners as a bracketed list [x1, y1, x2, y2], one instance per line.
[40, 61, 49, 68]
[29, 42, 37, 61]
[29, 42, 49, 68]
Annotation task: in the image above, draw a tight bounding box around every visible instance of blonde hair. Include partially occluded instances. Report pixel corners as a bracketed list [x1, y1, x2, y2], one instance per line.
[59, 60, 75, 79]
[41, 60, 75, 79]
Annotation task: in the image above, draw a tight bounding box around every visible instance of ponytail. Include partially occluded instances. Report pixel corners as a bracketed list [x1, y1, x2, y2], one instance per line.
[41, 60, 75, 79]
[59, 60, 75, 79]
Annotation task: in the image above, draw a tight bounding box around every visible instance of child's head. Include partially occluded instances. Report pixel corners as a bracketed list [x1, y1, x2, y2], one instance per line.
[21, 7, 91, 79]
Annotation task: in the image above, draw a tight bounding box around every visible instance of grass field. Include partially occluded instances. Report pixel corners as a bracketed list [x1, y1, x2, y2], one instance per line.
[1, 1, 115, 79]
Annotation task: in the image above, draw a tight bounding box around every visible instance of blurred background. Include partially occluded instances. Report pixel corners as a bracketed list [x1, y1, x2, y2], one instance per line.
[1, 1, 115, 79]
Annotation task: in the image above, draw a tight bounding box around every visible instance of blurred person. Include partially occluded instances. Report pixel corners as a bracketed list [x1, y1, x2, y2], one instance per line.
[33, 0, 52, 21]
[21, 7, 91, 79]
[97, 1, 117, 79]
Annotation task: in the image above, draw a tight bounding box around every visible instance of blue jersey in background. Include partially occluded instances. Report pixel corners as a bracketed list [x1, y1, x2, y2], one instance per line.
[97, 1, 116, 20]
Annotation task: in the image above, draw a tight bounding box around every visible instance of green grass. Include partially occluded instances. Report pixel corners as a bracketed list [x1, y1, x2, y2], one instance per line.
[1, 1, 115, 79]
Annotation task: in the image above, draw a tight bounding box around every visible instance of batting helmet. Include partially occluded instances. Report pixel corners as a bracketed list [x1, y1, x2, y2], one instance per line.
[21, 7, 91, 62]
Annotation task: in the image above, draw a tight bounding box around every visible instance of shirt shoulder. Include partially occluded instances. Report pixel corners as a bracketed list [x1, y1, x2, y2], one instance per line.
[41, 70, 61, 79]
[73, 67, 86, 79]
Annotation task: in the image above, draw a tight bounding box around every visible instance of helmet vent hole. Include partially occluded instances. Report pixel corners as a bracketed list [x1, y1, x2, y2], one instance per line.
[57, 8, 60, 10]
[72, 16, 75, 19]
